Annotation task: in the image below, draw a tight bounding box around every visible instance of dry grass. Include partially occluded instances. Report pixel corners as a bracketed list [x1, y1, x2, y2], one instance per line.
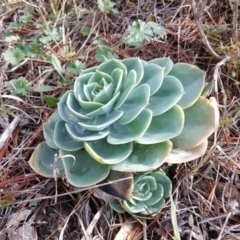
[0, 0, 240, 239]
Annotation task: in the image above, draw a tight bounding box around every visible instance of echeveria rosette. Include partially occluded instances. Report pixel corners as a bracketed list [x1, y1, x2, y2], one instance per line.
[109, 170, 172, 215]
[29, 57, 218, 187]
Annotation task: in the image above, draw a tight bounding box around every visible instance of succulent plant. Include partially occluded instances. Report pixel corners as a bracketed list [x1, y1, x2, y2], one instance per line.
[109, 170, 172, 215]
[29, 57, 217, 187]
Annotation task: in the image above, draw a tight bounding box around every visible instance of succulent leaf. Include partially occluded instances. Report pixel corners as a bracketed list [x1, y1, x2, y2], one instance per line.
[54, 120, 84, 151]
[140, 63, 164, 95]
[74, 72, 94, 101]
[43, 111, 61, 149]
[171, 96, 216, 149]
[66, 92, 92, 120]
[29, 142, 64, 178]
[65, 123, 109, 141]
[111, 68, 123, 95]
[117, 84, 150, 124]
[77, 110, 123, 131]
[111, 141, 172, 172]
[168, 63, 205, 109]
[136, 105, 184, 144]
[84, 138, 133, 164]
[97, 59, 127, 79]
[58, 91, 86, 124]
[149, 57, 173, 76]
[165, 140, 208, 164]
[60, 148, 110, 187]
[113, 71, 136, 109]
[121, 58, 144, 86]
[107, 109, 152, 144]
[148, 76, 184, 116]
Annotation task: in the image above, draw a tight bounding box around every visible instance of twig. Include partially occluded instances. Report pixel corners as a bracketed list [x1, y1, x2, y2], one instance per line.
[0, 114, 21, 150]
[191, 0, 223, 61]
[231, 0, 238, 41]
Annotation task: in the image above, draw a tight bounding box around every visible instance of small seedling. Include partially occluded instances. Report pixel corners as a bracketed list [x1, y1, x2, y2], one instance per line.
[124, 20, 166, 47]
[39, 26, 61, 44]
[97, 0, 118, 14]
[7, 77, 32, 96]
[4, 48, 25, 65]
[66, 60, 86, 75]
[204, 24, 227, 35]
[45, 96, 59, 108]
[80, 26, 91, 36]
[93, 40, 119, 62]
[95, 45, 119, 62]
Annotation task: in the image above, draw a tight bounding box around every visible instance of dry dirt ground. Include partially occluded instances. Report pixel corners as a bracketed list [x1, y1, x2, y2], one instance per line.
[0, 0, 240, 239]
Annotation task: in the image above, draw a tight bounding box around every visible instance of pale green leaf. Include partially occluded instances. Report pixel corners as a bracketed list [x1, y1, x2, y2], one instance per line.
[60, 148, 110, 187]
[4, 48, 24, 65]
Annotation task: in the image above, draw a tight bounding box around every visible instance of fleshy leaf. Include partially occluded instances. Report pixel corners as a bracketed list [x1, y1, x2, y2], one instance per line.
[148, 76, 184, 116]
[74, 72, 93, 101]
[168, 63, 205, 109]
[84, 138, 132, 164]
[144, 184, 163, 205]
[121, 58, 144, 86]
[117, 84, 150, 124]
[149, 170, 172, 198]
[136, 105, 184, 144]
[109, 200, 125, 213]
[85, 92, 120, 118]
[111, 141, 172, 172]
[107, 109, 152, 144]
[111, 68, 123, 95]
[29, 142, 64, 178]
[165, 140, 208, 164]
[58, 91, 85, 124]
[99, 170, 133, 199]
[54, 120, 84, 151]
[97, 59, 127, 80]
[43, 111, 61, 149]
[140, 63, 164, 95]
[66, 123, 109, 141]
[80, 66, 97, 75]
[78, 110, 123, 131]
[88, 70, 113, 85]
[93, 82, 114, 104]
[171, 97, 216, 149]
[66, 92, 92, 120]
[149, 57, 173, 76]
[77, 93, 103, 111]
[123, 200, 145, 213]
[114, 71, 136, 109]
[140, 198, 165, 215]
[60, 148, 110, 187]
